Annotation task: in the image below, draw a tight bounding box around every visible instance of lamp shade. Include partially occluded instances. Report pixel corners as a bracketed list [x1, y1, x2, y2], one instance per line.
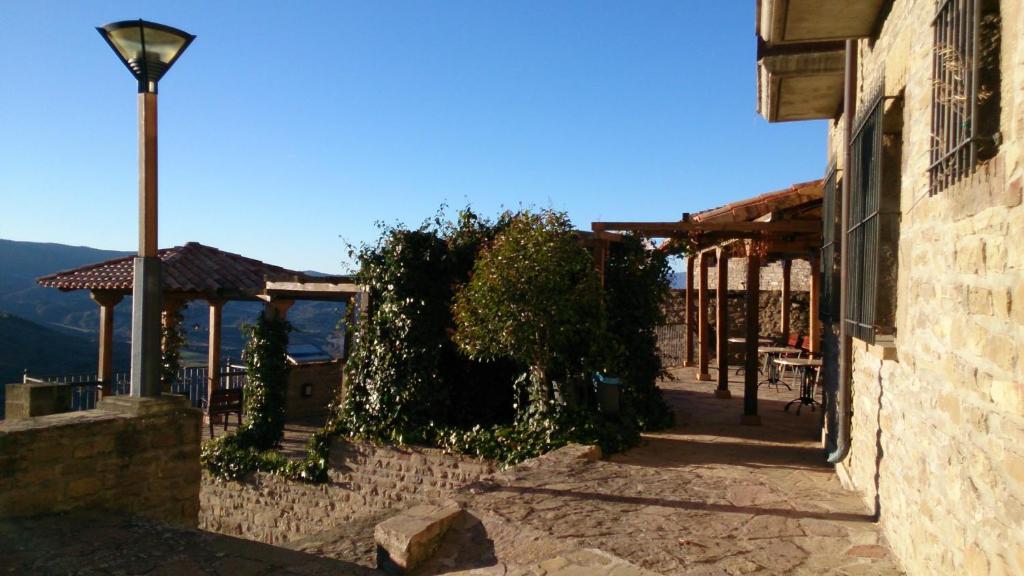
[97, 19, 195, 92]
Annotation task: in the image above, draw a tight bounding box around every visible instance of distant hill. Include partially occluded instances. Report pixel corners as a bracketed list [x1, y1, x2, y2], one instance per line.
[0, 239, 347, 368]
[0, 312, 129, 384]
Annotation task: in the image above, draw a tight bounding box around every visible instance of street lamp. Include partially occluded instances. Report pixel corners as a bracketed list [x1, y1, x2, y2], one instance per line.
[97, 20, 195, 398]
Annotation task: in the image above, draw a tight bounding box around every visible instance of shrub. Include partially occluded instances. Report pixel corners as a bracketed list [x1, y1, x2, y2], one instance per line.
[453, 209, 604, 413]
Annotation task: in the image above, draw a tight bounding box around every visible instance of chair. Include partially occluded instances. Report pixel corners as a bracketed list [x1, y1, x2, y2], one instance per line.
[205, 387, 243, 437]
[779, 333, 804, 385]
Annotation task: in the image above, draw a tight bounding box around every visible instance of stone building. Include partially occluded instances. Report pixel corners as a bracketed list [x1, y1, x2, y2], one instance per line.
[756, 0, 1023, 573]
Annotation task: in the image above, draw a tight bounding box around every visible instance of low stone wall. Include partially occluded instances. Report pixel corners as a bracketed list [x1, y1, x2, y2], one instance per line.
[200, 438, 496, 545]
[0, 395, 201, 527]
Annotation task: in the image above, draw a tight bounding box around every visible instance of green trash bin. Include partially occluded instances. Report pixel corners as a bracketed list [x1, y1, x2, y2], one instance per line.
[593, 373, 622, 415]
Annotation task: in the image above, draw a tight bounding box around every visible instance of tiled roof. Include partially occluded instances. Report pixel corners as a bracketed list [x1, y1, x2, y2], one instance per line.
[37, 242, 308, 297]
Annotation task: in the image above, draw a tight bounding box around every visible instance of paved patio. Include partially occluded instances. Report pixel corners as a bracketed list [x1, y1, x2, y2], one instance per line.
[0, 510, 378, 576]
[430, 365, 904, 575]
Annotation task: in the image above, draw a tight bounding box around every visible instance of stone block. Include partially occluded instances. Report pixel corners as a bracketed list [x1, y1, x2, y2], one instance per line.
[991, 381, 1024, 417]
[3, 382, 72, 420]
[374, 501, 462, 574]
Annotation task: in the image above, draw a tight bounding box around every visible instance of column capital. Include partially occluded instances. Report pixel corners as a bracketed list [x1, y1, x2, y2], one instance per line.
[90, 290, 124, 307]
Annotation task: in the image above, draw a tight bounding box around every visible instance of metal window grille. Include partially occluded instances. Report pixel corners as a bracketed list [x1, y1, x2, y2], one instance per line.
[820, 164, 840, 322]
[929, 0, 999, 194]
[846, 86, 885, 344]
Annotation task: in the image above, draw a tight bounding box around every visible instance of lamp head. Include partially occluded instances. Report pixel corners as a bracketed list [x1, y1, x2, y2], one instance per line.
[97, 19, 195, 93]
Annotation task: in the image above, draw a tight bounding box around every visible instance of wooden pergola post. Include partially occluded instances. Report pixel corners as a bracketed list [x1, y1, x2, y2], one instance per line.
[697, 253, 711, 381]
[265, 298, 294, 320]
[809, 257, 821, 354]
[715, 248, 731, 398]
[683, 255, 695, 367]
[781, 259, 792, 338]
[90, 290, 123, 397]
[742, 248, 762, 425]
[206, 299, 225, 402]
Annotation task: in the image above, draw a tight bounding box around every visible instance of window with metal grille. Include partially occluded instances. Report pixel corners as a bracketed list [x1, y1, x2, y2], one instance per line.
[820, 165, 840, 323]
[846, 85, 902, 344]
[929, 0, 1001, 194]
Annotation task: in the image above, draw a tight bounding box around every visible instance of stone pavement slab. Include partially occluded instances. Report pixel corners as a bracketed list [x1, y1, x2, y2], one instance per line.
[0, 510, 380, 576]
[446, 366, 904, 575]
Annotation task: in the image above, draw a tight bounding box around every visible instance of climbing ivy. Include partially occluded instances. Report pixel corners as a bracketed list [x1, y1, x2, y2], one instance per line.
[603, 235, 674, 430]
[160, 307, 185, 391]
[201, 313, 293, 479]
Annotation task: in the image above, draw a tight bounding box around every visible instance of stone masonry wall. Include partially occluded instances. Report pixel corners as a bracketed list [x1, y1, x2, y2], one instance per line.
[200, 438, 495, 545]
[705, 257, 812, 292]
[0, 397, 201, 527]
[827, 1, 1024, 574]
[285, 360, 342, 421]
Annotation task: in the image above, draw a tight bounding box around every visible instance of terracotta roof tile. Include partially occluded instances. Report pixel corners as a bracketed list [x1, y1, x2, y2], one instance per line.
[36, 242, 307, 298]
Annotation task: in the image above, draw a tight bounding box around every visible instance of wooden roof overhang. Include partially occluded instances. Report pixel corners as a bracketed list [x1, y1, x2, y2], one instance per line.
[591, 180, 823, 262]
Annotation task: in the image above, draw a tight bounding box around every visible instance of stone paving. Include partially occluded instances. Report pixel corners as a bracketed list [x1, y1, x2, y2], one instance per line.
[438, 366, 904, 575]
[0, 510, 379, 576]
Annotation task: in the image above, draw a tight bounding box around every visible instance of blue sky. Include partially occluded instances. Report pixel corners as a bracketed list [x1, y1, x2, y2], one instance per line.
[0, 1, 827, 273]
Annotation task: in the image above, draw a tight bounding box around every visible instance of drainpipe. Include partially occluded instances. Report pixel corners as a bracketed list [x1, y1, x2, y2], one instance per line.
[828, 39, 856, 464]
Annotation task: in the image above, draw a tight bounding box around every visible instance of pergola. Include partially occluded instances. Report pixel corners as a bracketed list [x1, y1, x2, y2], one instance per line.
[36, 242, 364, 400]
[592, 180, 823, 424]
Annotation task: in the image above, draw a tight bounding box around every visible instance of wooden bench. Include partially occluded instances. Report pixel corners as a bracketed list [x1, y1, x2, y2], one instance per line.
[206, 388, 243, 437]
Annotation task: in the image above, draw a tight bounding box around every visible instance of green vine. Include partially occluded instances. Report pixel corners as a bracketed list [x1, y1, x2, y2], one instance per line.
[161, 307, 185, 391]
[201, 313, 295, 479]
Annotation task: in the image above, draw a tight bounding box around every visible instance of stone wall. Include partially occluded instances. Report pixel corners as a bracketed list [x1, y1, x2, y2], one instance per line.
[0, 395, 201, 527]
[200, 438, 495, 545]
[825, 1, 1024, 573]
[285, 360, 342, 421]
[705, 258, 812, 292]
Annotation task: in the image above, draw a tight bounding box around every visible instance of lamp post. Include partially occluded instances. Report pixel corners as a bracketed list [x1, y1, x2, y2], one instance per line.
[98, 20, 195, 397]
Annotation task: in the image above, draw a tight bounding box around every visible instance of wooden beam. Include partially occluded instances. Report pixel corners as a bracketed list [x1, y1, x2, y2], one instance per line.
[592, 220, 820, 237]
[781, 259, 792, 338]
[697, 254, 711, 381]
[90, 290, 123, 397]
[207, 299, 224, 403]
[742, 253, 762, 425]
[683, 255, 695, 367]
[715, 248, 731, 398]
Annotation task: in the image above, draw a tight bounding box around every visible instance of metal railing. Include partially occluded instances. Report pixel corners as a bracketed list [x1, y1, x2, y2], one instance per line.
[655, 323, 686, 368]
[929, 0, 1001, 193]
[9, 363, 248, 416]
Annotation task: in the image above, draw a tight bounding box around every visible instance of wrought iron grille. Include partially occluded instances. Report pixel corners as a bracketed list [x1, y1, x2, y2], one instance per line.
[929, 0, 1000, 194]
[846, 85, 885, 344]
[820, 164, 840, 323]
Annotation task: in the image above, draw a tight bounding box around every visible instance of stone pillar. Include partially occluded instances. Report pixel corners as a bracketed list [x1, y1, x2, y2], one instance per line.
[781, 259, 792, 338]
[683, 255, 695, 367]
[742, 251, 762, 425]
[715, 249, 730, 398]
[697, 253, 711, 381]
[206, 299, 224, 402]
[809, 257, 821, 354]
[90, 290, 124, 397]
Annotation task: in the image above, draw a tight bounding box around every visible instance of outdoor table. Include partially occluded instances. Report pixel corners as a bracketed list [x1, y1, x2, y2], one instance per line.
[727, 337, 775, 374]
[757, 346, 800, 390]
[774, 357, 823, 414]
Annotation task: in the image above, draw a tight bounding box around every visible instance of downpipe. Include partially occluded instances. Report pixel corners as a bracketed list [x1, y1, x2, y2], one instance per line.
[828, 39, 857, 465]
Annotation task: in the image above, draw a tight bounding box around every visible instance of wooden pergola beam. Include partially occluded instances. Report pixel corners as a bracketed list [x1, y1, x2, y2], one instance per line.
[592, 220, 820, 236]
